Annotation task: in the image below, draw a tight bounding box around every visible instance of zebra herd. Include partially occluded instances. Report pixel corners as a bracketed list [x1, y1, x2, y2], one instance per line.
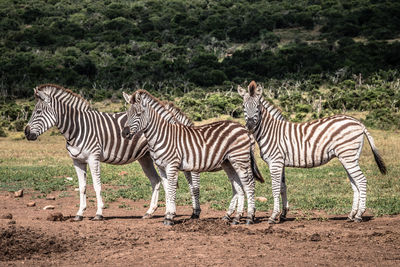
[25, 82, 387, 225]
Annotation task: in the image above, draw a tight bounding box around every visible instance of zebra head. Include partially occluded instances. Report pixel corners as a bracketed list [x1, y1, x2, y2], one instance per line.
[122, 92, 149, 139]
[238, 81, 263, 133]
[25, 88, 57, 141]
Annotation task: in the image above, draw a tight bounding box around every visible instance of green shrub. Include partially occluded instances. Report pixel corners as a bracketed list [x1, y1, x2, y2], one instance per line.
[14, 119, 26, 132]
[363, 109, 400, 130]
[0, 127, 7, 137]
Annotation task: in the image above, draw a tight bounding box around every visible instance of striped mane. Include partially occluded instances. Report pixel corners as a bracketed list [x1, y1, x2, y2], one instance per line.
[36, 84, 91, 111]
[162, 101, 194, 127]
[131, 89, 189, 125]
[260, 98, 286, 121]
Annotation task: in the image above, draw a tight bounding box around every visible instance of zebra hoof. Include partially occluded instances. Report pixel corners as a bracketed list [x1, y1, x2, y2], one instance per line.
[72, 215, 83, 222]
[91, 215, 104, 221]
[221, 215, 232, 222]
[268, 217, 278, 224]
[246, 218, 254, 225]
[346, 217, 355, 222]
[142, 213, 153, 219]
[354, 217, 363, 223]
[231, 219, 240, 225]
[163, 219, 174, 226]
[190, 213, 200, 219]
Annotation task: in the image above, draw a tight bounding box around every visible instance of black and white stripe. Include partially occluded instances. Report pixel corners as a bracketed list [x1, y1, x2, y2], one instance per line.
[238, 81, 387, 223]
[123, 90, 264, 225]
[25, 84, 201, 220]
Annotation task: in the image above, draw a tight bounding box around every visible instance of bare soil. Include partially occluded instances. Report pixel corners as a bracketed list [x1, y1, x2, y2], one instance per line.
[1, 190, 400, 266]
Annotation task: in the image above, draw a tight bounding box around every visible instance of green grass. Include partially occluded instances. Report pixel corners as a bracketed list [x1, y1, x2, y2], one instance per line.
[1, 127, 399, 217]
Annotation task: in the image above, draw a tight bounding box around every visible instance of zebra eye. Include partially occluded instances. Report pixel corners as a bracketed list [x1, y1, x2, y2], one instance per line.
[36, 110, 42, 115]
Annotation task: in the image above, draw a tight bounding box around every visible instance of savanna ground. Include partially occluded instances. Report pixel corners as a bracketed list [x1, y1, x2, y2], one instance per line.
[1, 124, 400, 266]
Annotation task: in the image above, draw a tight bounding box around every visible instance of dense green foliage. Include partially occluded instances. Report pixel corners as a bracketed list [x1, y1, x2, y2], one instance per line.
[0, 0, 399, 129]
[1, 0, 400, 97]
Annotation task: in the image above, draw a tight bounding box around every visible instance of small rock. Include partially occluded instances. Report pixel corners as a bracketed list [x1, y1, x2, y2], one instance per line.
[14, 189, 23, 198]
[310, 233, 321, 242]
[47, 212, 64, 221]
[8, 220, 16, 225]
[27, 201, 36, 207]
[255, 196, 268, 202]
[43, 205, 55, 210]
[65, 177, 73, 181]
[46, 195, 56, 200]
[118, 171, 128, 176]
[1, 213, 13, 219]
[74, 188, 80, 192]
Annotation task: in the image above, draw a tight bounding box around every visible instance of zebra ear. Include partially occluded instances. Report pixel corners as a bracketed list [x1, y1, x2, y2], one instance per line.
[237, 85, 246, 97]
[135, 93, 141, 103]
[35, 90, 51, 104]
[122, 92, 131, 104]
[140, 97, 147, 108]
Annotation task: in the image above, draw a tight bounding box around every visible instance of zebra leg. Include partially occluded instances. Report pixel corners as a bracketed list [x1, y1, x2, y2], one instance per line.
[73, 160, 87, 221]
[138, 154, 162, 219]
[339, 155, 367, 222]
[183, 171, 201, 219]
[280, 171, 289, 220]
[161, 165, 179, 226]
[235, 164, 256, 225]
[222, 162, 244, 223]
[346, 175, 360, 221]
[269, 162, 284, 224]
[88, 157, 104, 221]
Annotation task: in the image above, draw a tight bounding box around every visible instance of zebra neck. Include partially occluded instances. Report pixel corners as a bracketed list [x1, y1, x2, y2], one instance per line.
[142, 108, 173, 150]
[56, 104, 92, 144]
[254, 105, 278, 142]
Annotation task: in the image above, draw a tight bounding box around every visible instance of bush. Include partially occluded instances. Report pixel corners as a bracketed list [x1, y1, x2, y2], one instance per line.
[363, 109, 400, 130]
[0, 127, 7, 137]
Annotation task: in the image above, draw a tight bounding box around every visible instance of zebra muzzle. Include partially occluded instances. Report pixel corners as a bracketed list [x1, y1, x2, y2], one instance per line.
[24, 125, 38, 141]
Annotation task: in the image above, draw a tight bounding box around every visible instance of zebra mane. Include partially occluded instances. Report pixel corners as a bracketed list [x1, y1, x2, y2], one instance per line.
[130, 89, 184, 124]
[35, 84, 91, 111]
[249, 81, 257, 96]
[260, 98, 286, 121]
[162, 101, 194, 126]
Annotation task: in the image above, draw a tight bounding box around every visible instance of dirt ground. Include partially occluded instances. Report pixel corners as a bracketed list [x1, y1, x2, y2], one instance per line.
[1, 189, 400, 266]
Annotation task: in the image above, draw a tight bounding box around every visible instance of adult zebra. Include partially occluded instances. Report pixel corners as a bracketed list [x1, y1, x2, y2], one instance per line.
[238, 81, 387, 223]
[122, 90, 264, 225]
[24, 84, 201, 221]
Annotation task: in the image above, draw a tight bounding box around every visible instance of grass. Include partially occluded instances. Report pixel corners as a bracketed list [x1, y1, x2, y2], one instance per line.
[0, 125, 399, 217]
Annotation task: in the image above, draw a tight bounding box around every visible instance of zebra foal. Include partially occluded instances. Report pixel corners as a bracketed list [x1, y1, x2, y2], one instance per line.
[24, 84, 201, 220]
[238, 81, 387, 223]
[122, 90, 264, 225]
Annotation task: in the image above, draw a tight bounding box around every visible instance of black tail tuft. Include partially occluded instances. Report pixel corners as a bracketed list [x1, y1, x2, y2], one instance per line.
[250, 149, 264, 183]
[373, 149, 387, 175]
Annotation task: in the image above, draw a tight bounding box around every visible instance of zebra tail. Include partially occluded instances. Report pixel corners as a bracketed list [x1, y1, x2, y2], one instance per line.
[250, 148, 265, 183]
[364, 128, 387, 175]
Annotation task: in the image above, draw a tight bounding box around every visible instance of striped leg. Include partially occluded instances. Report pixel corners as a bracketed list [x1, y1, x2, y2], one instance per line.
[163, 165, 179, 225]
[280, 171, 289, 220]
[73, 160, 87, 221]
[88, 156, 104, 221]
[269, 161, 284, 224]
[184, 172, 201, 219]
[222, 162, 245, 223]
[340, 159, 367, 222]
[230, 161, 256, 225]
[138, 154, 162, 219]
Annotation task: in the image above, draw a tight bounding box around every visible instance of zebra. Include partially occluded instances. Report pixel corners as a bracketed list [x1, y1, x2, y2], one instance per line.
[24, 84, 201, 221]
[238, 81, 387, 223]
[122, 90, 264, 225]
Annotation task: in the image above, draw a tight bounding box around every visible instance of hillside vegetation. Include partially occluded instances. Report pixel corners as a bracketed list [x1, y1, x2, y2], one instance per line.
[1, 0, 400, 131]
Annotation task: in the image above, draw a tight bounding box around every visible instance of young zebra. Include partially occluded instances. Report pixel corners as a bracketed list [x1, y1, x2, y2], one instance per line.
[238, 81, 387, 223]
[122, 90, 264, 225]
[25, 84, 201, 220]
